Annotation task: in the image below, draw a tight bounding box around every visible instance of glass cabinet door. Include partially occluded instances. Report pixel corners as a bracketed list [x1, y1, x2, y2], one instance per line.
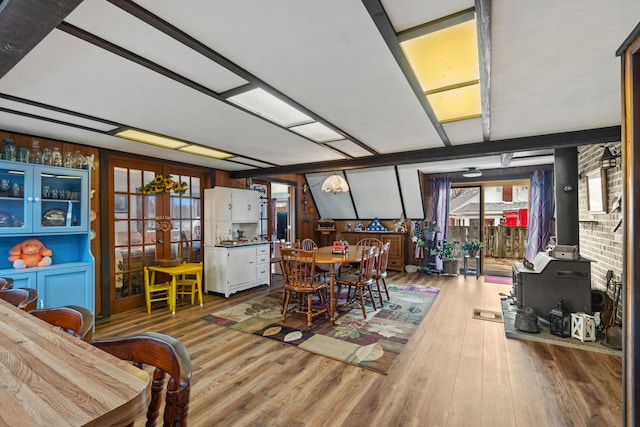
[33, 166, 89, 233]
[0, 160, 31, 234]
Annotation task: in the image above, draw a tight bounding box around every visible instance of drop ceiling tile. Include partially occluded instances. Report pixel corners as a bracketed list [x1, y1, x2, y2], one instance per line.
[0, 98, 117, 132]
[65, 0, 247, 93]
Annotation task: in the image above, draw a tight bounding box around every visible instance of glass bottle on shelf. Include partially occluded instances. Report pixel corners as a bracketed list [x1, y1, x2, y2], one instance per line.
[52, 147, 62, 167]
[63, 151, 73, 168]
[3, 138, 16, 162]
[18, 147, 30, 163]
[30, 140, 42, 164]
[42, 147, 52, 165]
[74, 151, 85, 168]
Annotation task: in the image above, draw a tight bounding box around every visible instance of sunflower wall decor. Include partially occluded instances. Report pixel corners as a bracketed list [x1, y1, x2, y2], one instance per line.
[139, 174, 188, 195]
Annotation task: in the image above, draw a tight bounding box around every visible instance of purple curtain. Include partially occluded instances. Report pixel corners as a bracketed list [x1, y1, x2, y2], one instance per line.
[431, 177, 451, 270]
[525, 169, 554, 261]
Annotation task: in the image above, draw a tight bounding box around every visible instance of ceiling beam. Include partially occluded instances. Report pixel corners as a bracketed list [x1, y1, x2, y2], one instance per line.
[361, 0, 452, 146]
[476, 0, 491, 141]
[230, 125, 621, 178]
[0, 0, 84, 78]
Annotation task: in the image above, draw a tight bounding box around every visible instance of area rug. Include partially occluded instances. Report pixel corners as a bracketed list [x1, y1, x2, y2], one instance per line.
[201, 285, 440, 374]
[500, 297, 621, 356]
[484, 275, 512, 285]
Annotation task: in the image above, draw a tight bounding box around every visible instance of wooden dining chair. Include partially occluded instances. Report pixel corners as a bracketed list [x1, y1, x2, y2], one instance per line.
[144, 266, 172, 314]
[0, 277, 14, 290]
[92, 331, 191, 427]
[30, 306, 85, 338]
[336, 245, 377, 319]
[0, 288, 29, 308]
[64, 304, 95, 342]
[347, 237, 382, 274]
[301, 238, 336, 282]
[372, 241, 391, 306]
[175, 262, 203, 306]
[20, 287, 39, 312]
[280, 248, 329, 330]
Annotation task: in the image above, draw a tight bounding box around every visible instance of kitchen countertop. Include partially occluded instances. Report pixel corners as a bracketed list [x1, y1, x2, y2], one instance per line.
[213, 241, 269, 248]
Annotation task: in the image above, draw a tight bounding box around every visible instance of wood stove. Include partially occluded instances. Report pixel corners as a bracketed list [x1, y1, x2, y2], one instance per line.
[512, 252, 592, 316]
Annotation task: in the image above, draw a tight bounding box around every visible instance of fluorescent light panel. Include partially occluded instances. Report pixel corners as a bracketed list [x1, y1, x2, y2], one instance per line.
[178, 145, 233, 159]
[426, 83, 481, 122]
[227, 88, 313, 127]
[115, 129, 188, 149]
[290, 122, 344, 142]
[400, 17, 481, 123]
[115, 129, 233, 159]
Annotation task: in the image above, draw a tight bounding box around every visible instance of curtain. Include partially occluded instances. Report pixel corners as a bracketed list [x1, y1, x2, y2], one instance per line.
[525, 169, 554, 261]
[431, 177, 451, 270]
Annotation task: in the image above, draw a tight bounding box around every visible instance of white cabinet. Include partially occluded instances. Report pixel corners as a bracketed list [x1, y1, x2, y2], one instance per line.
[204, 243, 270, 298]
[206, 187, 261, 224]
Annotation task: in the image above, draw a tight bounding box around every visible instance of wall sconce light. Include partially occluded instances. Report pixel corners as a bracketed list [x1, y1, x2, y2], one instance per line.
[322, 173, 349, 193]
[600, 146, 621, 170]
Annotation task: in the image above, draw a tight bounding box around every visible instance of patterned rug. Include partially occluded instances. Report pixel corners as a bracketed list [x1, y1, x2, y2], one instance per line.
[201, 284, 440, 374]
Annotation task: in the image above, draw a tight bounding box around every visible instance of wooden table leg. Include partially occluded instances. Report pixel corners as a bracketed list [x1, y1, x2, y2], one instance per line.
[329, 265, 335, 325]
[197, 270, 203, 306]
[171, 276, 177, 315]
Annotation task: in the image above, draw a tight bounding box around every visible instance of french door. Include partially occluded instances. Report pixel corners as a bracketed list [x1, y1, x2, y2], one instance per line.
[108, 156, 205, 314]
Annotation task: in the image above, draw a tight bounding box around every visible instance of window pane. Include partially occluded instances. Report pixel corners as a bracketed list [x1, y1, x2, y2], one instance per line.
[191, 177, 200, 198]
[130, 195, 143, 218]
[129, 169, 142, 193]
[114, 167, 128, 192]
[144, 196, 156, 219]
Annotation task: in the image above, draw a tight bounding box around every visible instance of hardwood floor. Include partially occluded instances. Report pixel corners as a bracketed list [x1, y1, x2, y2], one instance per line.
[95, 272, 622, 427]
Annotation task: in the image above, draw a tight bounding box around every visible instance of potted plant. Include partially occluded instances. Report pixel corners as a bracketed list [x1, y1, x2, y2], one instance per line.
[461, 240, 483, 257]
[423, 221, 440, 241]
[437, 240, 462, 275]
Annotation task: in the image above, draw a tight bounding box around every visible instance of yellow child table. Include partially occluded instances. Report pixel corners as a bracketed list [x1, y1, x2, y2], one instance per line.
[147, 262, 203, 314]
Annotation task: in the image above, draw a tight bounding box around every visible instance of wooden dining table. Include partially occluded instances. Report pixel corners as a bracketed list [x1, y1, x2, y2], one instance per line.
[315, 245, 368, 325]
[0, 299, 151, 426]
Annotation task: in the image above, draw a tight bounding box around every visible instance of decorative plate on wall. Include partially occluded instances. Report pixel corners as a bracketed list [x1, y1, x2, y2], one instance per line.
[90, 210, 96, 222]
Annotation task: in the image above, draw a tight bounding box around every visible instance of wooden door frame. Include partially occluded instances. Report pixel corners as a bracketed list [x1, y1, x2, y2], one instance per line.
[100, 153, 210, 317]
[619, 22, 640, 425]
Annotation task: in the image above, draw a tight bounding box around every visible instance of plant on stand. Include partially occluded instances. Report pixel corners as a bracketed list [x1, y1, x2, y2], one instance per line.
[461, 239, 483, 257]
[423, 221, 440, 241]
[437, 240, 462, 275]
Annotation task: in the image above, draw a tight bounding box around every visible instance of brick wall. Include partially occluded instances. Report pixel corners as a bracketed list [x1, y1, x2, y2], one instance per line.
[577, 143, 623, 293]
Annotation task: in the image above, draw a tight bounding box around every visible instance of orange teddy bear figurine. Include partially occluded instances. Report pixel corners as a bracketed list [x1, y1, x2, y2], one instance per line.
[8, 239, 53, 269]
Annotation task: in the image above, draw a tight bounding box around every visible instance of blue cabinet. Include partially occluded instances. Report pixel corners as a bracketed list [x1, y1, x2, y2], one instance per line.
[0, 160, 94, 312]
[0, 160, 89, 234]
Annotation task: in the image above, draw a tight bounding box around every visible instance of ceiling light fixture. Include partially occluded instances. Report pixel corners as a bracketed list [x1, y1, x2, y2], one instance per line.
[322, 173, 349, 193]
[114, 129, 189, 149]
[399, 12, 481, 123]
[114, 129, 233, 159]
[462, 167, 483, 178]
[227, 88, 313, 127]
[290, 122, 344, 142]
[178, 144, 233, 160]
